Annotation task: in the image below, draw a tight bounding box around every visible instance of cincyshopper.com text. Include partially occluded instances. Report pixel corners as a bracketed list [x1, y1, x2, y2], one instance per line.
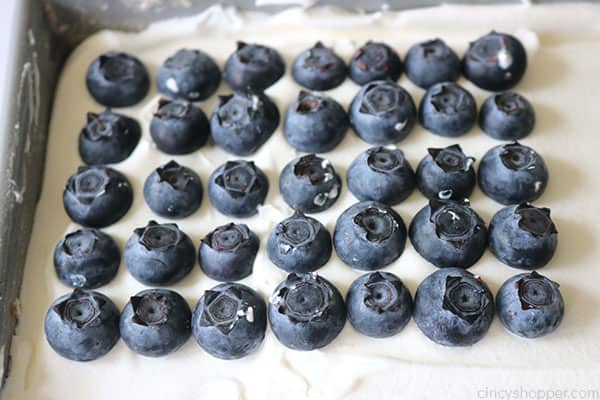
[477, 387, 600, 399]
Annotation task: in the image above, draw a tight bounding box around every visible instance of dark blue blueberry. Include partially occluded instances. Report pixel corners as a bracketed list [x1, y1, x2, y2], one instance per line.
[224, 41, 285, 92]
[416, 144, 476, 201]
[347, 146, 416, 205]
[419, 82, 477, 137]
[44, 289, 120, 361]
[150, 98, 210, 155]
[479, 92, 535, 140]
[211, 92, 280, 156]
[156, 48, 221, 101]
[54, 229, 120, 289]
[267, 211, 332, 273]
[349, 41, 403, 85]
[292, 42, 347, 91]
[489, 203, 558, 270]
[124, 221, 195, 286]
[79, 110, 141, 165]
[334, 201, 407, 271]
[405, 38, 460, 89]
[349, 80, 416, 144]
[120, 289, 191, 357]
[463, 31, 527, 91]
[478, 142, 548, 205]
[496, 271, 564, 338]
[63, 165, 133, 228]
[284, 91, 348, 153]
[279, 154, 341, 213]
[409, 199, 487, 269]
[86, 51, 149, 107]
[192, 283, 266, 359]
[199, 223, 259, 281]
[414, 268, 494, 346]
[143, 160, 203, 219]
[208, 160, 269, 218]
[346, 271, 413, 338]
[268, 273, 346, 351]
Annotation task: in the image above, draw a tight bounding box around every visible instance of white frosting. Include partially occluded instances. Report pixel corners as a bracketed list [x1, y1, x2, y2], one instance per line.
[5, 3, 600, 399]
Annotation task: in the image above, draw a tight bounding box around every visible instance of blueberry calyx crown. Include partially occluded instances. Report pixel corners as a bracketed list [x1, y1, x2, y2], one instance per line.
[428, 144, 475, 173]
[495, 92, 527, 114]
[276, 212, 318, 251]
[62, 229, 98, 256]
[271, 273, 332, 323]
[154, 98, 190, 119]
[353, 206, 397, 243]
[442, 275, 490, 324]
[359, 82, 402, 115]
[419, 38, 452, 60]
[296, 91, 325, 114]
[136, 221, 182, 251]
[69, 167, 111, 204]
[98, 53, 136, 81]
[53, 289, 103, 329]
[235, 41, 271, 65]
[352, 41, 390, 72]
[303, 41, 336, 71]
[84, 112, 122, 141]
[515, 271, 558, 311]
[156, 160, 195, 192]
[367, 146, 403, 173]
[165, 48, 198, 69]
[205, 223, 250, 252]
[500, 142, 537, 170]
[215, 161, 260, 198]
[363, 272, 402, 314]
[429, 199, 480, 248]
[429, 84, 469, 114]
[515, 203, 557, 237]
[293, 154, 335, 185]
[199, 286, 254, 335]
[130, 293, 169, 327]
[468, 31, 513, 68]
[216, 93, 261, 129]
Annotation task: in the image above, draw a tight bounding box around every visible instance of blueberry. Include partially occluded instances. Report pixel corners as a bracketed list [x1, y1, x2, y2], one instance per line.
[479, 92, 535, 140]
[208, 160, 269, 218]
[54, 229, 120, 289]
[405, 39, 460, 89]
[419, 82, 477, 137]
[416, 144, 476, 201]
[120, 288, 191, 357]
[334, 201, 407, 270]
[224, 41, 285, 92]
[150, 98, 210, 155]
[478, 142, 548, 205]
[268, 273, 346, 351]
[86, 51, 149, 107]
[346, 271, 413, 338]
[292, 41, 347, 91]
[199, 223, 259, 281]
[347, 146, 416, 205]
[496, 271, 563, 338]
[349, 41, 403, 85]
[409, 199, 487, 269]
[349, 80, 416, 144]
[489, 203, 558, 270]
[267, 211, 332, 273]
[124, 221, 195, 286]
[279, 154, 341, 213]
[143, 160, 203, 219]
[463, 31, 527, 91]
[192, 283, 266, 359]
[156, 48, 221, 101]
[414, 268, 494, 346]
[284, 91, 348, 153]
[211, 92, 280, 156]
[79, 110, 141, 165]
[44, 289, 120, 361]
[63, 165, 133, 228]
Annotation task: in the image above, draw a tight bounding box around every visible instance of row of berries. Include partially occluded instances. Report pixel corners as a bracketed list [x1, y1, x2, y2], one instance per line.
[45, 268, 563, 362]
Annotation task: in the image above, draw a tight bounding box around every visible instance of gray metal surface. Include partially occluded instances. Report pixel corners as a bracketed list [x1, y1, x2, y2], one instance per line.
[0, 0, 580, 391]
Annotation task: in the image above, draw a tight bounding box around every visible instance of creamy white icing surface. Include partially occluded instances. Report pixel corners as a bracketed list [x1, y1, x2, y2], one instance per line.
[5, 4, 600, 399]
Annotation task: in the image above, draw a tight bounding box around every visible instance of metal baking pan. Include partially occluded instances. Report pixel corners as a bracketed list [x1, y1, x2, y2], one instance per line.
[0, 0, 568, 391]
